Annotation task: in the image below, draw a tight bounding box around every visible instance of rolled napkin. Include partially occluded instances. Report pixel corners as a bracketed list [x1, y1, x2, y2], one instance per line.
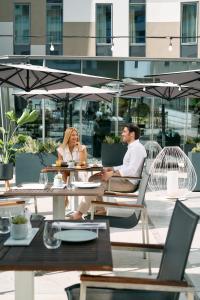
[13, 183, 47, 190]
[54, 222, 107, 230]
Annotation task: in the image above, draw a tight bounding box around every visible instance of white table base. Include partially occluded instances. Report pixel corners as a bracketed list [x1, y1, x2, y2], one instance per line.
[15, 271, 34, 300]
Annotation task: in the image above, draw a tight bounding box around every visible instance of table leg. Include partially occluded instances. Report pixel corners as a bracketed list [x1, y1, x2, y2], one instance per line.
[53, 195, 65, 219]
[15, 271, 34, 300]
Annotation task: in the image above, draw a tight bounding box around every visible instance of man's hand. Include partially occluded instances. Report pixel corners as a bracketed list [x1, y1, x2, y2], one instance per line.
[101, 170, 113, 182]
[103, 167, 113, 172]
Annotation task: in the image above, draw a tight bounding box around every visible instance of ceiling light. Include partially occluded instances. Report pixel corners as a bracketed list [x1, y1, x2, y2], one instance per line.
[50, 42, 54, 52]
[168, 37, 173, 52]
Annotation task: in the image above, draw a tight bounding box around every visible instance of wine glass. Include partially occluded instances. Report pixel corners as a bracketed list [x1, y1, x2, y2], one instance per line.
[43, 221, 61, 249]
[39, 172, 48, 188]
[0, 210, 11, 234]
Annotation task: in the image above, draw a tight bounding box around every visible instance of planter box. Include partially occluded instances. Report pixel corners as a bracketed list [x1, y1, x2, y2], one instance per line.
[188, 152, 200, 191]
[101, 143, 127, 167]
[184, 144, 195, 156]
[15, 153, 57, 185]
[0, 163, 13, 180]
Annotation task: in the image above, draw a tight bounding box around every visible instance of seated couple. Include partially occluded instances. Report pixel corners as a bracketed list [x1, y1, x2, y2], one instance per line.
[70, 123, 147, 220]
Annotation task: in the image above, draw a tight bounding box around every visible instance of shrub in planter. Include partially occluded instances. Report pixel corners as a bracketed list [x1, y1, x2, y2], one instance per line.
[15, 137, 59, 185]
[0, 110, 38, 180]
[188, 143, 200, 191]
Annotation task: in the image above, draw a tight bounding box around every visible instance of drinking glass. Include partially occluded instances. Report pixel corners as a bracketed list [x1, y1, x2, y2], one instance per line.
[43, 221, 61, 249]
[0, 211, 11, 234]
[39, 172, 48, 187]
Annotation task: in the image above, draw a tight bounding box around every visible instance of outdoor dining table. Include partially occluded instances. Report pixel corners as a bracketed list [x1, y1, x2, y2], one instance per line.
[0, 219, 112, 300]
[2, 184, 105, 219]
[41, 164, 103, 211]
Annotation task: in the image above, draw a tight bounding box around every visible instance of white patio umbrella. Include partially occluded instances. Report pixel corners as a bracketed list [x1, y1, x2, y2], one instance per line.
[14, 86, 117, 102]
[146, 68, 200, 90]
[14, 86, 117, 141]
[0, 63, 112, 91]
[121, 81, 200, 99]
[121, 81, 200, 146]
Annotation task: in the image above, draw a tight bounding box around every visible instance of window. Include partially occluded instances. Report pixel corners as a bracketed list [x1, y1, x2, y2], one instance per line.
[129, 1, 146, 44]
[14, 4, 30, 54]
[181, 2, 197, 44]
[46, 0, 63, 55]
[96, 4, 112, 44]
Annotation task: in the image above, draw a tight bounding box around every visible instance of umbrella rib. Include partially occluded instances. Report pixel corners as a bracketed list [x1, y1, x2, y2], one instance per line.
[31, 72, 81, 90]
[0, 69, 27, 90]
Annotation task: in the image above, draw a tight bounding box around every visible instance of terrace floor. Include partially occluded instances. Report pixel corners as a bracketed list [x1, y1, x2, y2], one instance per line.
[0, 181, 200, 300]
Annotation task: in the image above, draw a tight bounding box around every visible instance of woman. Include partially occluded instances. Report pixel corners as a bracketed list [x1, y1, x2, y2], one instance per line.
[58, 127, 87, 165]
[57, 127, 88, 207]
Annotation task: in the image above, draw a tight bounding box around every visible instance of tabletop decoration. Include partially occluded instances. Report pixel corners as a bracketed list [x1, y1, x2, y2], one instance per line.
[11, 215, 28, 240]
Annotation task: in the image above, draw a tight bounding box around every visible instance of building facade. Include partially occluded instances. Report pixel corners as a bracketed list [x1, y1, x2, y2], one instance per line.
[0, 0, 200, 156]
[0, 0, 199, 58]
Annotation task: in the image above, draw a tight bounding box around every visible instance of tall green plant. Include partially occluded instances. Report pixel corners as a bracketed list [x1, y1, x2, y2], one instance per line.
[0, 109, 38, 163]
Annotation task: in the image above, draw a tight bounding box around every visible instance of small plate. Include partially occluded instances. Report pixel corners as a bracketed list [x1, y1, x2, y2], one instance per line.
[72, 182, 101, 189]
[4, 228, 39, 246]
[51, 183, 66, 189]
[54, 229, 97, 242]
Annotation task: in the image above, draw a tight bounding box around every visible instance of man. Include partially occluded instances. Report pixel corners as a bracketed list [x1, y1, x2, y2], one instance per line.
[71, 124, 147, 220]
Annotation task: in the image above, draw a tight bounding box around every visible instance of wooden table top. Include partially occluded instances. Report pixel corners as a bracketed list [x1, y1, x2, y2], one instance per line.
[41, 165, 103, 173]
[0, 220, 113, 272]
[2, 184, 105, 197]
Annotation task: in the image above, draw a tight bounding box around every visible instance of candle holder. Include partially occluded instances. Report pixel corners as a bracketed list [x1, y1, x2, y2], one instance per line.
[148, 146, 197, 200]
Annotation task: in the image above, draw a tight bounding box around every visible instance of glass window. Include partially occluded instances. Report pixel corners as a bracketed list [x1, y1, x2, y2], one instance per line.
[129, 2, 146, 44]
[96, 4, 112, 44]
[14, 4, 30, 54]
[181, 2, 197, 44]
[46, 0, 63, 55]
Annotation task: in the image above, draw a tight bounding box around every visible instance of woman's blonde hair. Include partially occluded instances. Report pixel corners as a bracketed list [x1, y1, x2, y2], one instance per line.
[62, 127, 79, 148]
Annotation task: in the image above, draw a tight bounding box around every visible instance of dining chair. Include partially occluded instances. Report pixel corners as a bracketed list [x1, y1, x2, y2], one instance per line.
[89, 174, 151, 274]
[65, 200, 199, 300]
[90, 174, 150, 242]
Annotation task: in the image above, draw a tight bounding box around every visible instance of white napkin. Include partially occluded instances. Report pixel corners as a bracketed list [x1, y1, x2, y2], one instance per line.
[55, 222, 107, 230]
[13, 183, 46, 190]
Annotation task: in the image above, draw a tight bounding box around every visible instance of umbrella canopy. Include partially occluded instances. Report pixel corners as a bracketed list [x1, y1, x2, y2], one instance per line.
[0, 63, 112, 92]
[14, 86, 117, 102]
[120, 81, 200, 147]
[121, 82, 200, 99]
[146, 69, 200, 90]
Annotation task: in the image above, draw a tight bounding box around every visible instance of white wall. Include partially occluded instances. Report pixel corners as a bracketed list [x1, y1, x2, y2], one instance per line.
[0, 22, 13, 55]
[147, 0, 198, 23]
[63, 0, 93, 22]
[31, 45, 46, 55]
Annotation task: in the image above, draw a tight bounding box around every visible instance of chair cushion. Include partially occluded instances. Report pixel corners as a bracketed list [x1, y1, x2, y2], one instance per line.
[65, 283, 179, 300]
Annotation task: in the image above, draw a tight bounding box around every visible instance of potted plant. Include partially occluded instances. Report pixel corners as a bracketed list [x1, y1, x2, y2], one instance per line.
[101, 134, 127, 167]
[188, 143, 200, 191]
[11, 215, 28, 240]
[0, 110, 38, 180]
[15, 137, 59, 185]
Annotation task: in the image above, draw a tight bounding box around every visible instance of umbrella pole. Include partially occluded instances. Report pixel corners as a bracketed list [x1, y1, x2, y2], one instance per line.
[0, 88, 4, 128]
[42, 99, 45, 143]
[184, 97, 189, 147]
[69, 103, 73, 127]
[63, 94, 69, 131]
[79, 99, 83, 143]
[161, 102, 166, 147]
[150, 97, 155, 141]
[115, 94, 119, 136]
